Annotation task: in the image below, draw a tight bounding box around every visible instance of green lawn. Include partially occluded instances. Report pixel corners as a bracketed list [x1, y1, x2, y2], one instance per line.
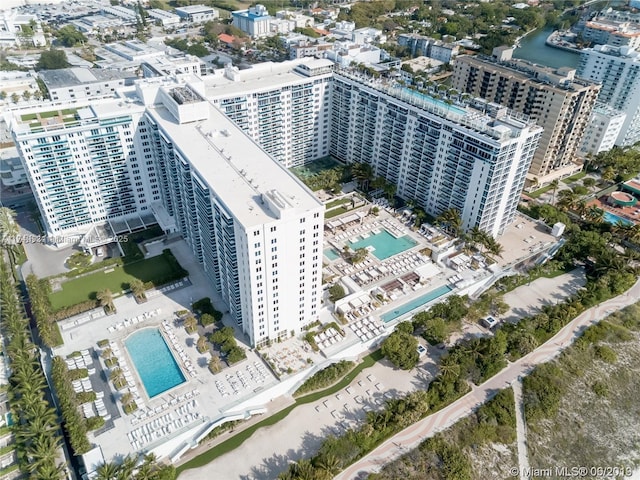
[562, 172, 586, 184]
[325, 206, 349, 219]
[527, 184, 555, 199]
[325, 198, 351, 209]
[176, 350, 383, 474]
[40, 110, 59, 118]
[21, 113, 37, 121]
[49, 255, 178, 310]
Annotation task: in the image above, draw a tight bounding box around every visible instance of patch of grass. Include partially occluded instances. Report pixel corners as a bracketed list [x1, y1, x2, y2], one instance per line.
[528, 184, 555, 198]
[325, 206, 349, 219]
[40, 110, 59, 118]
[176, 349, 383, 474]
[21, 113, 37, 121]
[562, 172, 586, 184]
[325, 198, 351, 209]
[61, 108, 77, 115]
[49, 254, 183, 310]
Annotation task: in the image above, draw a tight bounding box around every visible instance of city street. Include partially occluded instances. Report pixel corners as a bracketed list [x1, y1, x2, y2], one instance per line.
[335, 279, 640, 479]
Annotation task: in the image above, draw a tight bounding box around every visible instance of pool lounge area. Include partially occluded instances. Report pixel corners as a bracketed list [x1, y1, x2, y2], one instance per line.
[125, 329, 186, 398]
[381, 285, 453, 323]
[348, 229, 418, 260]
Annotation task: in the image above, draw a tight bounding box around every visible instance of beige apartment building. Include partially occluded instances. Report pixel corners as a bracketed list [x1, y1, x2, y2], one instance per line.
[451, 48, 601, 187]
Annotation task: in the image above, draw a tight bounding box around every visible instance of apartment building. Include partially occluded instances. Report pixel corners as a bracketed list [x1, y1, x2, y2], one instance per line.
[10, 100, 158, 237]
[579, 103, 626, 156]
[577, 44, 640, 147]
[330, 71, 542, 237]
[451, 51, 600, 185]
[204, 59, 334, 168]
[10, 76, 324, 346]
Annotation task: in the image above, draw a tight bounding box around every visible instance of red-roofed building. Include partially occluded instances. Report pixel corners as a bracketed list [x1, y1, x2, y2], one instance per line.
[218, 33, 236, 46]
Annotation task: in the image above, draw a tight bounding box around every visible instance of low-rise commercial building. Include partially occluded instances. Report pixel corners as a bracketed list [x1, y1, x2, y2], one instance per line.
[174, 5, 219, 24]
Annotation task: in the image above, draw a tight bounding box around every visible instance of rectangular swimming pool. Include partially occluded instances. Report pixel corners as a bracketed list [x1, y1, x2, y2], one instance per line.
[603, 211, 634, 227]
[125, 329, 186, 398]
[324, 248, 341, 261]
[348, 230, 418, 260]
[381, 285, 453, 323]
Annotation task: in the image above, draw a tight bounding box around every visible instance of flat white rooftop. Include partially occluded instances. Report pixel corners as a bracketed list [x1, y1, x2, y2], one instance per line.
[146, 102, 323, 227]
[204, 59, 333, 98]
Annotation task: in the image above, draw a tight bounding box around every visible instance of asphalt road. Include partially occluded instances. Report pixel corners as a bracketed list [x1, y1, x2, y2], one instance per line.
[335, 278, 640, 479]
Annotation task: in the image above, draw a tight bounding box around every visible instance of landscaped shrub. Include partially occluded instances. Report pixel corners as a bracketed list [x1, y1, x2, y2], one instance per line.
[51, 357, 91, 455]
[193, 297, 223, 321]
[294, 360, 355, 396]
[86, 416, 105, 431]
[67, 252, 92, 269]
[76, 391, 97, 404]
[200, 313, 215, 327]
[67, 368, 88, 381]
[210, 326, 246, 364]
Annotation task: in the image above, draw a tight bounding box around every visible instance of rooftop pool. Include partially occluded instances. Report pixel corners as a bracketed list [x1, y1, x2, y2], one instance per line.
[381, 285, 453, 323]
[349, 229, 418, 260]
[125, 329, 186, 398]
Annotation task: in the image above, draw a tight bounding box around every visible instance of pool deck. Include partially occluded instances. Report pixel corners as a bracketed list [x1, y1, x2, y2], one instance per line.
[53, 239, 286, 466]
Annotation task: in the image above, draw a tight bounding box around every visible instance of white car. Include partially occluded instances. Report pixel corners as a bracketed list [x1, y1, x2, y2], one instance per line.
[417, 344, 427, 357]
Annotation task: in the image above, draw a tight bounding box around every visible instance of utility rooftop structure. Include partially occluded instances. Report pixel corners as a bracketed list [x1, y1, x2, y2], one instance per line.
[38, 68, 137, 102]
[451, 49, 600, 186]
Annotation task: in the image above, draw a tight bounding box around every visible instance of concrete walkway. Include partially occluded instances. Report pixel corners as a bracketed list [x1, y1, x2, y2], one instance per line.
[512, 378, 530, 480]
[335, 278, 640, 479]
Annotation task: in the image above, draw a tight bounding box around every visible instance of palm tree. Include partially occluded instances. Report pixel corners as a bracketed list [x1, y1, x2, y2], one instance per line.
[128, 279, 146, 303]
[383, 181, 396, 202]
[97, 289, 115, 314]
[438, 355, 460, 380]
[184, 315, 197, 334]
[586, 206, 604, 224]
[0, 207, 19, 246]
[436, 208, 462, 236]
[116, 456, 136, 480]
[209, 355, 223, 374]
[315, 454, 341, 478]
[101, 347, 113, 359]
[197, 335, 208, 353]
[557, 189, 578, 211]
[109, 367, 123, 384]
[550, 179, 560, 206]
[120, 392, 134, 406]
[96, 461, 120, 480]
[486, 238, 504, 258]
[27, 432, 61, 472]
[351, 162, 373, 191]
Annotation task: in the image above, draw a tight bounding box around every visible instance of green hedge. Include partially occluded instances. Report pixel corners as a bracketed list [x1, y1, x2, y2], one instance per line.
[294, 360, 355, 396]
[51, 357, 91, 455]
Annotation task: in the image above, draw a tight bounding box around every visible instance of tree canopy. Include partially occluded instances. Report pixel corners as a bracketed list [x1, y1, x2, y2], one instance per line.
[381, 328, 419, 370]
[36, 49, 70, 71]
[55, 25, 87, 47]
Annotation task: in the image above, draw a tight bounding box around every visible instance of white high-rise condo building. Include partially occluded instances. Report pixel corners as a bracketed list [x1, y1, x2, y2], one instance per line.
[204, 59, 334, 168]
[330, 71, 542, 237]
[9, 76, 324, 347]
[10, 101, 158, 237]
[577, 45, 640, 147]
